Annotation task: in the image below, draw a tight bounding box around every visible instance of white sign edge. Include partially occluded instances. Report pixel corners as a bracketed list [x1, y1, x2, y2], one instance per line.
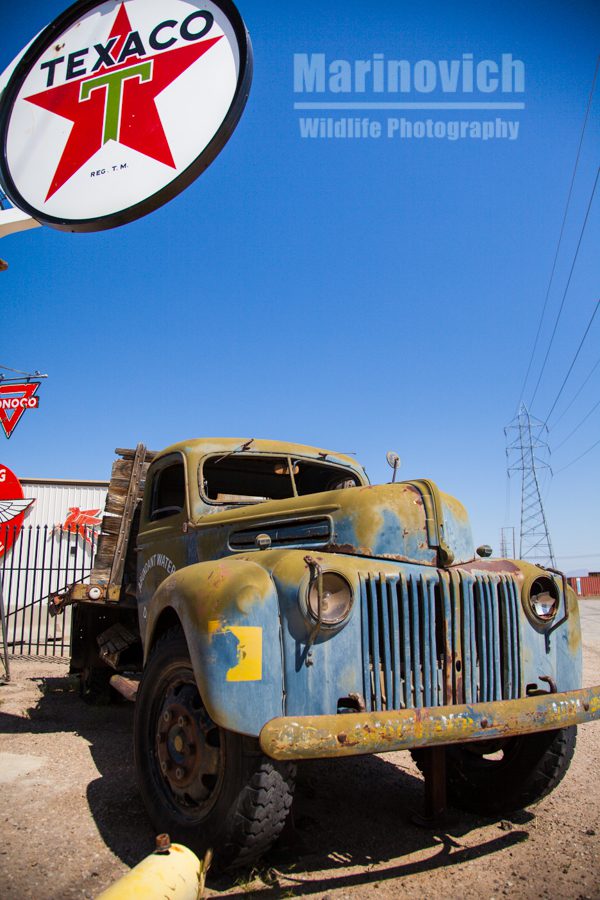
[0, 208, 42, 238]
[0, 29, 44, 236]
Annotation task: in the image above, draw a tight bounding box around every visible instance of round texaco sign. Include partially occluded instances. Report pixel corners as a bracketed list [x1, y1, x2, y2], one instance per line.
[0, 0, 252, 231]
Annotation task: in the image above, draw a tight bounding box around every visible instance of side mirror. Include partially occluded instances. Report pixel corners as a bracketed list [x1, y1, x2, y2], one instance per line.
[386, 450, 401, 483]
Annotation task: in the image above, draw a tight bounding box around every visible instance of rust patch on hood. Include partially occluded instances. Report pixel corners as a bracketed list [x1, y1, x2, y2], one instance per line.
[458, 559, 521, 574]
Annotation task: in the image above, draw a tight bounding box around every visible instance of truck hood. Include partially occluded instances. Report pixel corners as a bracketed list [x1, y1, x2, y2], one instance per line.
[193, 480, 475, 567]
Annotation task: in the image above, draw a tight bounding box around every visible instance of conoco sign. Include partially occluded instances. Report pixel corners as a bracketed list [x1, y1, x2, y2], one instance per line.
[0, 0, 252, 232]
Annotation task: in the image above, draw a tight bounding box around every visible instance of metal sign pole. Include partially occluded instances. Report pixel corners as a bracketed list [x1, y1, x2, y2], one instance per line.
[0, 578, 10, 681]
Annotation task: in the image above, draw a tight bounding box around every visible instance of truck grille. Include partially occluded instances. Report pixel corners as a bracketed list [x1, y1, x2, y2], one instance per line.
[359, 570, 521, 711]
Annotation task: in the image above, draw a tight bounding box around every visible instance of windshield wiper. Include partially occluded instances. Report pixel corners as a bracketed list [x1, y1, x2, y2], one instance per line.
[213, 438, 255, 465]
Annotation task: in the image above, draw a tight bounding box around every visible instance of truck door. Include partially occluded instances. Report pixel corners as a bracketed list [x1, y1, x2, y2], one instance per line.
[136, 452, 190, 643]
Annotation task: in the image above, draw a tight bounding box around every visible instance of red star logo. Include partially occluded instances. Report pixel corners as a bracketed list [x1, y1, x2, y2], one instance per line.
[24, 4, 222, 200]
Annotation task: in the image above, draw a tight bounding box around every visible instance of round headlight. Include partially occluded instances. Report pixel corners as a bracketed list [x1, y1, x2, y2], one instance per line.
[307, 572, 353, 627]
[527, 575, 560, 622]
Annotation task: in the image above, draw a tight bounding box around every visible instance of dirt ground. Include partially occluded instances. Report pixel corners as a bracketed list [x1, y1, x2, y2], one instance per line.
[1, 602, 599, 900]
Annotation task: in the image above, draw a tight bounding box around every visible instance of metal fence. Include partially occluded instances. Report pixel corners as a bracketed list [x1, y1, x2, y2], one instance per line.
[0, 523, 97, 657]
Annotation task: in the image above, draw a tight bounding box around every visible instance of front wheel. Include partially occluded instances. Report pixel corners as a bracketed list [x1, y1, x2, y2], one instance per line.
[133, 627, 296, 870]
[413, 726, 576, 816]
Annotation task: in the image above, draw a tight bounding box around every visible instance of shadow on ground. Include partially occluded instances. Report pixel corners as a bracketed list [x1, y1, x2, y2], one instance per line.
[0, 671, 154, 866]
[209, 754, 531, 896]
[0, 670, 532, 895]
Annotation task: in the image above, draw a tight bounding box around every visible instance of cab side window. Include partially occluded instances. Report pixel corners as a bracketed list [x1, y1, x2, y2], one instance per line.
[149, 461, 186, 521]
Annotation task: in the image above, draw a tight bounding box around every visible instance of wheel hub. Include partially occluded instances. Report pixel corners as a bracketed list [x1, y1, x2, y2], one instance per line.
[155, 683, 221, 805]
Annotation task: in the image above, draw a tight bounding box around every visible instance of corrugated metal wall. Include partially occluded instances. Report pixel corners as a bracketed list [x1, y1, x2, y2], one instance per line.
[21, 479, 108, 530]
[569, 575, 600, 597]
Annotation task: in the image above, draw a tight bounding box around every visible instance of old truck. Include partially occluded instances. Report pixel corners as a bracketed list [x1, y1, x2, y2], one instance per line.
[54, 438, 600, 869]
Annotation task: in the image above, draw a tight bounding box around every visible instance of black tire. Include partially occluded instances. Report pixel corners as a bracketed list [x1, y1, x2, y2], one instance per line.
[134, 626, 296, 870]
[412, 727, 576, 816]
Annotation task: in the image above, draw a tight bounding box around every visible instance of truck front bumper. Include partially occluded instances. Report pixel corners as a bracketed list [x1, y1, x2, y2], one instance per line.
[259, 684, 600, 760]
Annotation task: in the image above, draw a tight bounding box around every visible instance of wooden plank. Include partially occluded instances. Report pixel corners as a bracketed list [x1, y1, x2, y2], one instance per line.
[115, 447, 156, 461]
[94, 535, 118, 566]
[100, 516, 122, 536]
[89, 568, 111, 584]
[105, 495, 126, 516]
[110, 443, 149, 589]
[96, 533, 117, 553]
[106, 479, 130, 495]
[110, 459, 135, 479]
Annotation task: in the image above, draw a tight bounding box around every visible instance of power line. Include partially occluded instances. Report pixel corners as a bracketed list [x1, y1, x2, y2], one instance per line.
[528, 167, 600, 410]
[553, 394, 600, 451]
[517, 56, 600, 411]
[555, 553, 600, 559]
[555, 435, 600, 473]
[551, 352, 600, 428]
[543, 297, 600, 425]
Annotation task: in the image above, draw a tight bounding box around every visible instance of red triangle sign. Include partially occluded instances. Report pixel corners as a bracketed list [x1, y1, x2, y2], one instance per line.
[0, 382, 41, 438]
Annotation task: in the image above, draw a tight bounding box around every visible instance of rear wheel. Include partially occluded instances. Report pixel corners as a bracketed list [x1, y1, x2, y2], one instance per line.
[412, 726, 576, 815]
[134, 627, 296, 870]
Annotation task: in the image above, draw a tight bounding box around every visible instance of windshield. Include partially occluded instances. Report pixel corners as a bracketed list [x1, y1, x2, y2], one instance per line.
[200, 454, 359, 504]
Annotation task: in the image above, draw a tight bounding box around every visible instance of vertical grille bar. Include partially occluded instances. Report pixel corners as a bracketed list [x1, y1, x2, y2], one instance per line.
[489, 579, 499, 701]
[440, 575, 454, 704]
[482, 578, 493, 701]
[450, 573, 464, 704]
[427, 578, 441, 706]
[367, 575, 382, 710]
[400, 575, 412, 708]
[409, 576, 422, 708]
[428, 579, 438, 706]
[388, 578, 402, 709]
[499, 577, 514, 699]
[461, 574, 476, 703]
[379, 573, 394, 709]
[476, 581, 488, 701]
[360, 575, 372, 710]
[486, 578, 502, 700]
[491, 578, 503, 701]
[421, 575, 432, 707]
[508, 577, 522, 697]
[469, 578, 478, 701]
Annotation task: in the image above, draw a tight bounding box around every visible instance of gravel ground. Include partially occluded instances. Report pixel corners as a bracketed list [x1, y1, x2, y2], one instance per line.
[0, 601, 599, 899]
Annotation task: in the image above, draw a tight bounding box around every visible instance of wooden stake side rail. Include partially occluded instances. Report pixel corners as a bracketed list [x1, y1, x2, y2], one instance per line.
[69, 444, 155, 605]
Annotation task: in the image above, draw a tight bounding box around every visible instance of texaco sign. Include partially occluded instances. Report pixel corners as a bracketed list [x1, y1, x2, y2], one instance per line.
[0, 0, 252, 231]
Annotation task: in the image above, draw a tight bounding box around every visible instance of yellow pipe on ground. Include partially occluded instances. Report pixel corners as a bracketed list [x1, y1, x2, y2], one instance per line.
[96, 841, 203, 900]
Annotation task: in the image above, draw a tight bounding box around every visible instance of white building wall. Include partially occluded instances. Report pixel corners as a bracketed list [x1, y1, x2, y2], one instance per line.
[2, 478, 109, 654]
[20, 479, 109, 530]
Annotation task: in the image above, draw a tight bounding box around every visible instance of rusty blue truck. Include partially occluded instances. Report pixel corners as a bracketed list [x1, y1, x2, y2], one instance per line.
[55, 438, 600, 869]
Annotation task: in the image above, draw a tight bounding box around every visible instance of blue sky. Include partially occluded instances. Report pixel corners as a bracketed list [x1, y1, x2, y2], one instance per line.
[1, 0, 599, 572]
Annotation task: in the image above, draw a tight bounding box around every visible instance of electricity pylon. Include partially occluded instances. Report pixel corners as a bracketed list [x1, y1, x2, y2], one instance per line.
[505, 404, 556, 567]
[500, 526, 516, 559]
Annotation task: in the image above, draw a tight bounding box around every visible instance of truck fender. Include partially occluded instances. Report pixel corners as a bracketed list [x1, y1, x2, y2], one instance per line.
[144, 558, 284, 736]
